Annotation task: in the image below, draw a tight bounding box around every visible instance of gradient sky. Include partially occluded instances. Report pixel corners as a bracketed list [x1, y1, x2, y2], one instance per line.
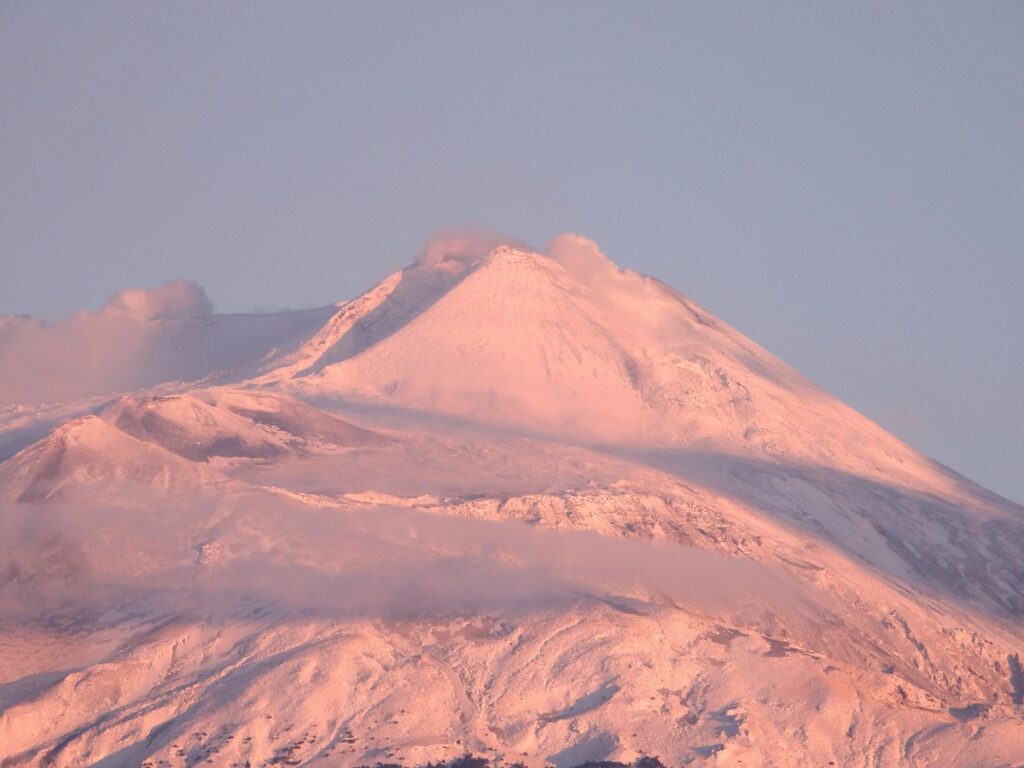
[1, 2, 1021, 501]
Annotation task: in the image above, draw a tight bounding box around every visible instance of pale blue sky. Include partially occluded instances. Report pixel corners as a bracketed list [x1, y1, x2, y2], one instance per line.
[1, 2, 1021, 501]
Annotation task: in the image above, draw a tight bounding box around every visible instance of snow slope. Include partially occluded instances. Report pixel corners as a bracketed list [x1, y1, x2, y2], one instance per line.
[1, 236, 1022, 767]
[286, 243, 946, 486]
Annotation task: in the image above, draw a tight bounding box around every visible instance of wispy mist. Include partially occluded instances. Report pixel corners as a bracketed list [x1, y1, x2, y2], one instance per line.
[0, 497, 826, 642]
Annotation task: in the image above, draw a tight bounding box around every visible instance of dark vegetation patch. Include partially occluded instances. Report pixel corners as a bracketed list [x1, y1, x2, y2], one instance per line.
[1008, 653, 1024, 706]
[357, 755, 668, 768]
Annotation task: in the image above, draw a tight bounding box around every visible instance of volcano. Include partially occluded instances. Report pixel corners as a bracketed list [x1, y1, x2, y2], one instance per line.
[1, 235, 1022, 767]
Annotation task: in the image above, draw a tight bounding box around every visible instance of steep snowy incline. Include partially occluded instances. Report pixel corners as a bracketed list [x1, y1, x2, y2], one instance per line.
[298, 248, 648, 440]
[275, 239, 966, 497]
[252, 257, 476, 382]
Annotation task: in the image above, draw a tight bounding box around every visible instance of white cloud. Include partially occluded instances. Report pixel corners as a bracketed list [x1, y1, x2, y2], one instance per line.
[416, 229, 526, 273]
[0, 280, 212, 406]
[102, 280, 212, 319]
[545, 232, 619, 285]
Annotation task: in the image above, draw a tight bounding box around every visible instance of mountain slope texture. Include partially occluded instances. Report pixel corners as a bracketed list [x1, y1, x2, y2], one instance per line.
[1, 234, 1022, 767]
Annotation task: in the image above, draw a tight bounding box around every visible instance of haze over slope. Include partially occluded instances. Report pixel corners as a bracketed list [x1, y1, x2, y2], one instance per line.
[0, 280, 336, 407]
[1, 235, 1022, 767]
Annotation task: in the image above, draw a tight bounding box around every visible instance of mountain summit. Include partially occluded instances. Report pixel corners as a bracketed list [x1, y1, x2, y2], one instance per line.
[266, 239, 952, 483]
[1, 235, 1022, 767]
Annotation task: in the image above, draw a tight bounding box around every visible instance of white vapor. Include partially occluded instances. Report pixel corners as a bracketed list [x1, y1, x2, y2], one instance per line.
[545, 232, 621, 286]
[0, 281, 211, 407]
[416, 229, 526, 273]
[101, 280, 213, 319]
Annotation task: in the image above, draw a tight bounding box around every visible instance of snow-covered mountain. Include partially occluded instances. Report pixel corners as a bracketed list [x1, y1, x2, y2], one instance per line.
[1, 236, 1022, 767]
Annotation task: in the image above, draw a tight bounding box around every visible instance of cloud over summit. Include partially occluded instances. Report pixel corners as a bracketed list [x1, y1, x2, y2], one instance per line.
[415, 229, 626, 289]
[416, 229, 526, 273]
[545, 232, 620, 285]
[102, 280, 212, 319]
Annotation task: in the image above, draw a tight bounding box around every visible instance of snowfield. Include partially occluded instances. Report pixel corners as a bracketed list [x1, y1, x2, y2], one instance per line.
[1, 236, 1022, 767]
